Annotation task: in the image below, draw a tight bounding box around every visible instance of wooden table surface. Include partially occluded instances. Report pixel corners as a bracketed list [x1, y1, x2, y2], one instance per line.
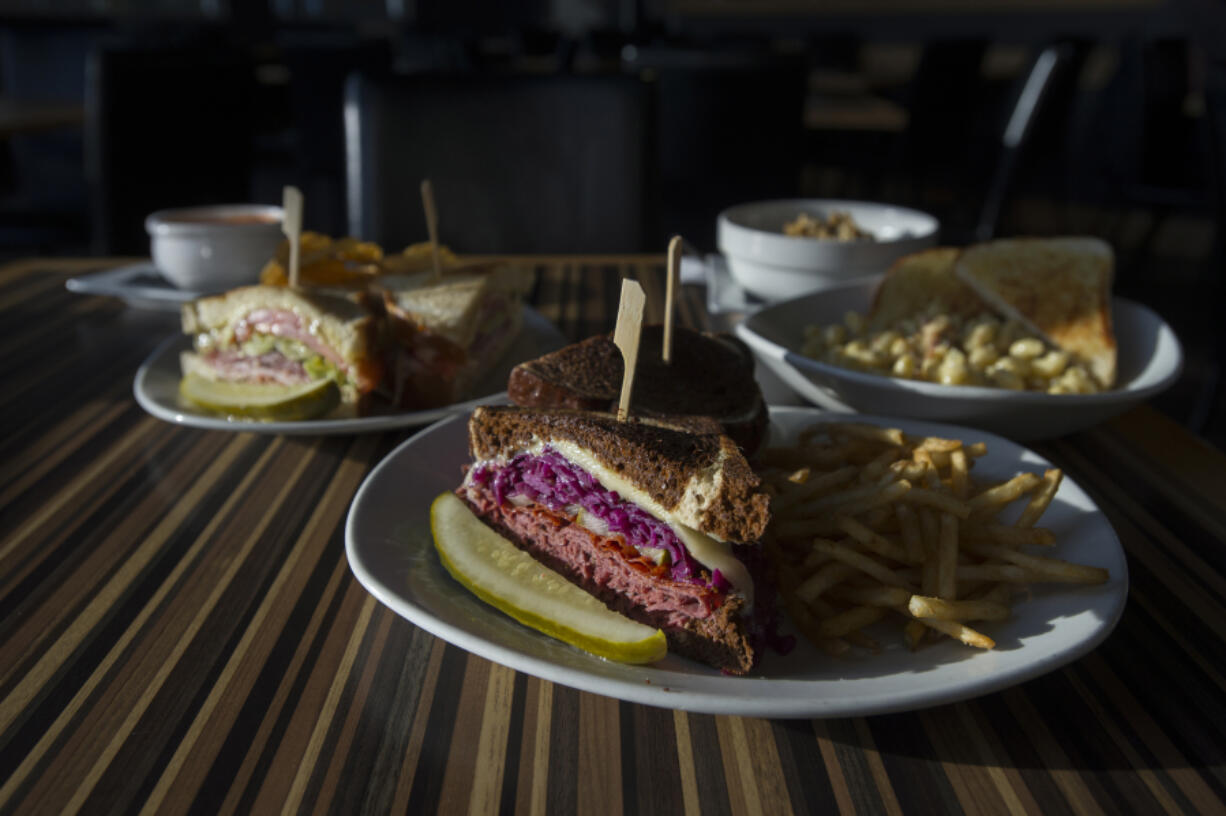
[4, 257, 1225, 815]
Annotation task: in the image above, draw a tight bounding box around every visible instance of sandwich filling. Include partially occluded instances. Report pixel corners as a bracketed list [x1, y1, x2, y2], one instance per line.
[192, 308, 372, 392]
[463, 444, 753, 608]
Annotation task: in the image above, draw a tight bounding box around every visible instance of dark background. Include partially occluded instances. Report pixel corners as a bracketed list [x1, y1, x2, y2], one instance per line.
[1, 0, 1222, 442]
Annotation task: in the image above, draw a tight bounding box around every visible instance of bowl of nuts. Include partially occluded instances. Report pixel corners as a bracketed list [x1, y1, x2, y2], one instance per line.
[716, 198, 939, 302]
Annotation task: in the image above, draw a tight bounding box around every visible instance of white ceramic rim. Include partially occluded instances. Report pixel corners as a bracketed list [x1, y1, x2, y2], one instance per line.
[145, 204, 284, 235]
[718, 198, 940, 259]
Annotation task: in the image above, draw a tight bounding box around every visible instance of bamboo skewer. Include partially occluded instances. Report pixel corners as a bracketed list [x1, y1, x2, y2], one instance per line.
[281, 185, 303, 287]
[664, 235, 682, 363]
[613, 278, 646, 422]
[420, 179, 443, 283]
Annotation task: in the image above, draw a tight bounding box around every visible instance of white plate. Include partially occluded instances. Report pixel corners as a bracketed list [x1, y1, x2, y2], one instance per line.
[133, 307, 566, 435]
[345, 405, 1127, 718]
[66, 262, 201, 312]
[735, 280, 1184, 441]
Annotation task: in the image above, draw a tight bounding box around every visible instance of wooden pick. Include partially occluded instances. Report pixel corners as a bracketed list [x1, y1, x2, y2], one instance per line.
[420, 179, 442, 283]
[613, 278, 646, 423]
[281, 185, 303, 287]
[664, 234, 682, 363]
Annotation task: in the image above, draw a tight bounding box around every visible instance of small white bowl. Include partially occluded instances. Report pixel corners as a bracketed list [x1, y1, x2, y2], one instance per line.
[735, 279, 1184, 441]
[717, 198, 939, 302]
[146, 204, 284, 292]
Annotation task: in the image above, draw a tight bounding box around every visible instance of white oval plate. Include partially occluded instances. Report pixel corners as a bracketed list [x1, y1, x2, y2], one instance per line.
[133, 307, 566, 435]
[735, 280, 1183, 441]
[345, 405, 1128, 718]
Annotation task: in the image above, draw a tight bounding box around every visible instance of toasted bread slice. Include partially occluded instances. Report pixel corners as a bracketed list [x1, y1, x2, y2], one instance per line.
[376, 262, 532, 408]
[955, 237, 1116, 387]
[467, 405, 769, 544]
[867, 247, 986, 331]
[506, 325, 768, 455]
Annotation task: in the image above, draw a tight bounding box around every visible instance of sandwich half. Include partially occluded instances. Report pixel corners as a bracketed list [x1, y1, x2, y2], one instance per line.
[378, 262, 532, 409]
[180, 284, 383, 414]
[456, 405, 775, 674]
[954, 237, 1117, 388]
[506, 325, 769, 455]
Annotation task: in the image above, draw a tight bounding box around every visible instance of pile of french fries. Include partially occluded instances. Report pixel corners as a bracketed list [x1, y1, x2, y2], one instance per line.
[758, 421, 1109, 656]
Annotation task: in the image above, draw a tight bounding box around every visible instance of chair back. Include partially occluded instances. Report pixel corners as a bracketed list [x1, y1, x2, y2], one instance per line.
[344, 72, 651, 253]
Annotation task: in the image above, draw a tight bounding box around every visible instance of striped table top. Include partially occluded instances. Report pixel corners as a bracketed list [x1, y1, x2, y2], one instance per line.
[3, 257, 1225, 815]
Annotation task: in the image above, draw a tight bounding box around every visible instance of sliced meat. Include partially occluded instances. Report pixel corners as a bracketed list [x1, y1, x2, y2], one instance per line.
[202, 350, 310, 386]
[460, 482, 755, 674]
[233, 308, 347, 369]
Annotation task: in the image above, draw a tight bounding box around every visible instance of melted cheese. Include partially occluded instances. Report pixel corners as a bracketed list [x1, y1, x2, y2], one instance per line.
[514, 439, 754, 606]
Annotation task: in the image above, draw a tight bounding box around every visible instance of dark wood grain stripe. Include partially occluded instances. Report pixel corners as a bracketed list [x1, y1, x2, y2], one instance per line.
[577, 691, 622, 815]
[953, 702, 1042, 815]
[0, 432, 272, 812]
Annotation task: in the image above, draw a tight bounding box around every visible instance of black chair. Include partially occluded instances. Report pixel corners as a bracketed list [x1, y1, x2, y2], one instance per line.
[85, 41, 256, 254]
[625, 47, 808, 250]
[344, 72, 651, 253]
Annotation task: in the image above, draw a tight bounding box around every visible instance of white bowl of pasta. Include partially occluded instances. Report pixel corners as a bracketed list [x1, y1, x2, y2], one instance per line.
[735, 279, 1184, 441]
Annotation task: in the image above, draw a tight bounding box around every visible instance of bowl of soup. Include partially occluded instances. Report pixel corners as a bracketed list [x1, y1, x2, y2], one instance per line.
[146, 204, 284, 291]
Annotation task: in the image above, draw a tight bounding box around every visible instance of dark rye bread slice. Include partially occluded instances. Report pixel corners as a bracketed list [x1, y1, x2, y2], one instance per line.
[468, 405, 770, 543]
[506, 325, 768, 455]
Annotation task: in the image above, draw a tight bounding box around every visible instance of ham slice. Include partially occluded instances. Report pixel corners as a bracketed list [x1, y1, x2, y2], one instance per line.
[202, 350, 310, 386]
[233, 309, 347, 370]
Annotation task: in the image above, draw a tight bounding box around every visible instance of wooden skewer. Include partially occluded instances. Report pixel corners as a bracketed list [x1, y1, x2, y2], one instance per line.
[420, 179, 442, 283]
[613, 278, 646, 423]
[664, 234, 682, 363]
[281, 185, 304, 287]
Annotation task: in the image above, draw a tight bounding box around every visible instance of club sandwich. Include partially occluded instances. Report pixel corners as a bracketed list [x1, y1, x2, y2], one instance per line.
[180, 284, 383, 415]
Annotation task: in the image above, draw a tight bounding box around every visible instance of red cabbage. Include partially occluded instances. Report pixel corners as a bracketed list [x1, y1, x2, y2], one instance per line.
[472, 448, 712, 586]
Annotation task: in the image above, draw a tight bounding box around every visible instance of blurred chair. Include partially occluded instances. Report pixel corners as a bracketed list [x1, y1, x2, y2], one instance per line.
[344, 72, 651, 253]
[974, 40, 1090, 241]
[85, 40, 255, 255]
[624, 47, 808, 250]
[279, 36, 391, 236]
[0, 24, 95, 253]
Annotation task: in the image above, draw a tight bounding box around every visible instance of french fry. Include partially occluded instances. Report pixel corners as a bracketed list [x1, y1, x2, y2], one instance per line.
[914, 435, 963, 453]
[902, 487, 971, 518]
[896, 504, 924, 564]
[904, 618, 929, 650]
[911, 616, 996, 649]
[954, 563, 1040, 583]
[919, 508, 940, 596]
[812, 539, 917, 590]
[949, 449, 969, 499]
[963, 541, 1109, 584]
[836, 516, 913, 563]
[771, 465, 857, 513]
[964, 523, 1056, 548]
[794, 560, 858, 604]
[760, 420, 1107, 657]
[938, 512, 959, 600]
[862, 448, 904, 482]
[907, 594, 1009, 622]
[1015, 468, 1063, 528]
[818, 605, 889, 639]
[830, 585, 913, 607]
[968, 473, 1042, 516]
[822, 422, 906, 446]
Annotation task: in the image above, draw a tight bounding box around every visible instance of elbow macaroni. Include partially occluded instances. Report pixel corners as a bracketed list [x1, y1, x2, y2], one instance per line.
[800, 308, 1103, 394]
